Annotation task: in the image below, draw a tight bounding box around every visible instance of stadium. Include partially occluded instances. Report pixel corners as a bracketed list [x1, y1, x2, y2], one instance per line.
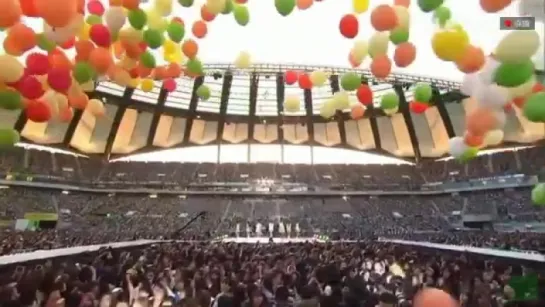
[1, 0, 545, 306]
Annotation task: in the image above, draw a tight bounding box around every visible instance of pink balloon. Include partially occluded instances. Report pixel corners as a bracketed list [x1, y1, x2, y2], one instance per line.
[26, 53, 50, 75]
[47, 68, 72, 92]
[89, 24, 111, 48]
[163, 79, 177, 92]
[297, 0, 313, 10]
[18, 76, 45, 100]
[87, 0, 105, 16]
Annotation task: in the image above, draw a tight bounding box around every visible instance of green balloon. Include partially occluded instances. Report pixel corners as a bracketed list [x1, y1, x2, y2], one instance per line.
[222, 0, 234, 14]
[340, 73, 360, 91]
[456, 147, 479, 163]
[86, 14, 102, 25]
[433, 6, 451, 27]
[140, 51, 156, 69]
[167, 22, 185, 43]
[73, 62, 96, 84]
[186, 59, 204, 75]
[0, 90, 22, 110]
[275, 0, 295, 16]
[418, 0, 444, 12]
[196, 85, 211, 100]
[178, 0, 194, 7]
[36, 33, 56, 52]
[143, 29, 164, 49]
[523, 92, 545, 122]
[413, 83, 433, 102]
[0, 128, 20, 148]
[532, 183, 545, 206]
[233, 5, 250, 26]
[389, 28, 409, 45]
[128, 9, 147, 30]
[494, 60, 535, 87]
[380, 93, 399, 110]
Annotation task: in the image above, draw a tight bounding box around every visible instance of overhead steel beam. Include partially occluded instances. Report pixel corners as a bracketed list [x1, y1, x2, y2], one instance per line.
[329, 75, 347, 145]
[182, 76, 205, 145]
[303, 89, 315, 144]
[146, 87, 169, 146]
[104, 88, 134, 159]
[394, 84, 421, 162]
[433, 87, 457, 138]
[276, 73, 285, 162]
[216, 73, 233, 148]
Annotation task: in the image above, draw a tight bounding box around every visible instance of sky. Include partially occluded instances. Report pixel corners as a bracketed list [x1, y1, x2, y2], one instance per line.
[6, 0, 545, 164]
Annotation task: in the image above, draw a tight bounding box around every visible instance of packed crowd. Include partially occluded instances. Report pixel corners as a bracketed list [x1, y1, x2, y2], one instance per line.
[0, 146, 542, 189]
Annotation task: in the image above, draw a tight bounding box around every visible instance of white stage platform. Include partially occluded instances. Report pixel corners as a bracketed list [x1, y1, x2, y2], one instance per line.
[218, 237, 323, 243]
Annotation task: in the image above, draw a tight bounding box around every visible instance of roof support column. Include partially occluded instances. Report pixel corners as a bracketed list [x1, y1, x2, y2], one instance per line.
[248, 73, 258, 162]
[276, 73, 285, 164]
[104, 88, 135, 160]
[394, 84, 421, 162]
[216, 73, 233, 163]
[433, 87, 456, 138]
[182, 76, 205, 145]
[146, 87, 169, 147]
[329, 75, 347, 147]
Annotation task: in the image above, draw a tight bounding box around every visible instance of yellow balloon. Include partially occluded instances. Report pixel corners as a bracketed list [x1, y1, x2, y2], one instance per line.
[129, 78, 140, 88]
[164, 49, 183, 63]
[163, 39, 177, 54]
[284, 95, 301, 113]
[333, 91, 350, 110]
[154, 0, 173, 16]
[353, 0, 369, 14]
[0, 55, 24, 83]
[234, 51, 252, 69]
[320, 100, 336, 119]
[352, 39, 368, 59]
[141, 79, 155, 92]
[206, 0, 226, 14]
[78, 23, 91, 40]
[310, 70, 327, 87]
[119, 27, 143, 44]
[146, 9, 167, 31]
[393, 6, 410, 30]
[431, 27, 469, 62]
[368, 32, 389, 58]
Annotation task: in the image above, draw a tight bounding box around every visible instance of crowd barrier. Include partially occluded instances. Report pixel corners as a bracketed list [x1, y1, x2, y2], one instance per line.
[1, 238, 544, 265]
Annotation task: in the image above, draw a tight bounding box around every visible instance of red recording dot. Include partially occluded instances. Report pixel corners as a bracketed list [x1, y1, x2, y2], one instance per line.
[504, 19, 513, 27]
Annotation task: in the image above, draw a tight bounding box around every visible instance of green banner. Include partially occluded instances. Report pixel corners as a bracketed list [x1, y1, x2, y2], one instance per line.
[24, 212, 58, 221]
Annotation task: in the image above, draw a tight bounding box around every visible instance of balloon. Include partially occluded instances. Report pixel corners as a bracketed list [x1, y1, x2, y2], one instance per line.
[495, 30, 540, 64]
[26, 99, 52, 123]
[352, 40, 368, 59]
[464, 132, 484, 147]
[339, 14, 358, 39]
[0, 128, 20, 147]
[0, 0, 21, 28]
[207, 0, 226, 14]
[356, 85, 373, 105]
[143, 29, 164, 49]
[310, 71, 327, 87]
[340, 73, 361, 91]
[370, 5, 398, 32]
[233, 4, 250, 26]
[7, 23, 36, 52]
[89, 47, 114, 74]
[349, 50, 362, 68]
[350, 104, 365, 119]
[394, 0, 410, 7]
[105, 7, 126, 33]
[18, 76, 45, 100]
[36, 33, 56, 52]
[192, 20, 207, 38]
[410, 101, 429, 113]
[73, 62, 96, 84]
[393, 42, 416, 67]
[234, 51, 252, 69]
[155, 0, 173, 16]
[0, 55, 24, 83]
[197, 84, 211, 100]
[47, 68, 72, 92]
[0, 89, 22, 110]
[368, 32, 389, 58]
[432, 27, 469, 62]
[221, 0, 234, 14]
[466, 108, 499, 136]
[140, 78, 154, 92]
[531, 183, 545, 206]
[167, 21, 185, 42]
[146, 9, 167, 31]
[201, 5, 216, 22]
[178, 0, 194, 7]
[88, 0, 105, 15]
[298, 74, 312, 89]
[381, 93, 399, 110]
[390, 28, 409, 45]
[393, 5, 409, 29]
[353, 0, 369, 13]
[333, 91, 350, 110]
[479, 56, 500, 85]
[480, 0, 512, 13]
[182, 39, 199, 59]
[383, 107, 398, 116]
[483, 129, 503, 146]
[448, 136, 469, 159]
[26, 53, 50, 75]
[128, 8, 147, 30]
[433, 6, 451, 27]
[494, 60, 534, 87]
[90, 24, 111, 47]
[285, 71, 298, 85]
[320, 100, 336, 119]
[36, 0, 77, 28]
[456, 45, 485, 74]
[370, 55, 391, 79]
[275, 0, 295, 16]
[523, 92, 545, 122]
[417, 0, 444, 12]
[140, 51, 157, 68]
[186, 58, 204, 76]
[413, 83, 432, 102]
[284, 95, 301, 113]
[297, 0, 313, 10]
[163, 78, 176, 92]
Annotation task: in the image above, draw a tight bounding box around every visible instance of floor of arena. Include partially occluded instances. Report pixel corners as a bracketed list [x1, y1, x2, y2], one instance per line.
[218, 237, 324, 243]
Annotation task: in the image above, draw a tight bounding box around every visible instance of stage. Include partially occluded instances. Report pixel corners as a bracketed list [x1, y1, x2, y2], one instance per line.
[217, 236, 324, 243]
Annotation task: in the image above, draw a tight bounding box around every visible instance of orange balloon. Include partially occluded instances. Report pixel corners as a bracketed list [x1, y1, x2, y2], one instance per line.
[122, 0, 139, 10]
[3, 35, 23, 56]
[123, 42, 145, 59]
[75, 40, 95, 62]
[296, 0, 313, 10]
[68, 90, 89, 109]
[192, 20, 208, 39]
[350, 105, 365, 119]
[110, 0, 123, 6]
[201, 5, 216, 22]
[393, 42, 416, 68]
[370, 55, 392, 79]
[480, 0, 512, 13]
[35, 0, 78, 28]
[59, 106, 74, 122]
[77, 0, 85, 14]
[136, 63, 152, 78]
[466, 108, 499, 136]
[153, 66, 168, 80]
[182, 39, 199, 59]
[456, 45, 485, 74]
[464, 132, 484, 147]
[0, 0, 22, 28]
[8, 23, 37, 52]
[348, 51, 362, 68]
[414, 288, 459, 307]
[20, 0, 39, 17]
[370, 5, 398, 31]
[166, 63, 182, 78]
[394, 0, 410, 7]
[49, 49, 73, 70]
[89, 47, 113, 74]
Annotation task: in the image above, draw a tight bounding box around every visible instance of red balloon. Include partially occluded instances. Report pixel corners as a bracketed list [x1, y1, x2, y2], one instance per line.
[356, 85, 373, 105]
[60, 36, 76, 49]
[47, 68, 72, 92]
[235, 0, 247, 3]
[339, 14, 358, 39]
[410, 101, 429, 114]
[163, 78, 177, 92]
[89, 24, 111, 48]
[18, 76, 45, 100]
[532, 83, 545, 93]
[298, 74, 312, 89]
[20, 0, 39, 17]
[87, 0, 105, 16]
[25, 100, 51, 123]
[285, 70, 298, 85]
[26, 53, 50, 75]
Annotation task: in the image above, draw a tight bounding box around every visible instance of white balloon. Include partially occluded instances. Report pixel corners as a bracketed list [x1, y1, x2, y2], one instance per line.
[320, 100, 336, 119]
[352, 39, 368, 59]
[448, 136, 468, 158]
[234, 51, 252, 69]
[333, 91, 350, 110]
[479, 56, 500, 85]
[461, 74, 480, 96]
[474, 84, 509, 109]
[105, 7, 127, 34]
[283, 95, 301, 113]
[484, 130, 504, 146]
[519, 0, 545, 22]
